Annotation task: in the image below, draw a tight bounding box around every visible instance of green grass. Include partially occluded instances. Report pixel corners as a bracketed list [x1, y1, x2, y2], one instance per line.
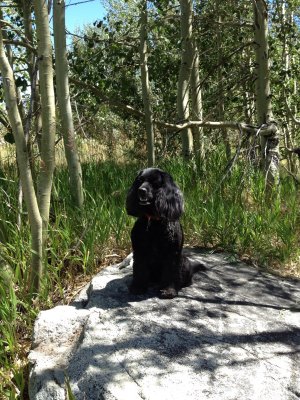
[0, 153, 300, 398]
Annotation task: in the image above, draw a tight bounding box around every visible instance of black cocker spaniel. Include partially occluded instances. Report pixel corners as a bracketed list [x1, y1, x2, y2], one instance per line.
[126, 168, 197, 299]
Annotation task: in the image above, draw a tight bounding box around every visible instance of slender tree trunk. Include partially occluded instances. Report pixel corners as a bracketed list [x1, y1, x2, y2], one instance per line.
[216, 4, 231, 160]
[21, 0, 42, 152]
[23, 0, 43, 153]
[282, 2, 292, 170]
[139, 0, 155, 166]
[281, 3, 296, 173]
[2, 19, 27, 129]
[22, 0, 34, 79]
[0, 18, 43, 293]
[33, 0, 56, 233]
[35, 88, 43, 153]
[252, 0, 280, 187]
[243, 52, 254, 123]
[291, 66, 298, 172]
[177, 0, 194, 159]
[20, 0, 39, 191]
[22, 0, 39, 147]
[74, 100, 87, 138]
[190, 42, 204, 162]
[2, 21, 25, 228]
[53, 0, 84, 207]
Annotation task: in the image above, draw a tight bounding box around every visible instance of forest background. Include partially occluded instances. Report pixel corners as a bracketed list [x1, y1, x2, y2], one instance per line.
[0, 0, 300, 398]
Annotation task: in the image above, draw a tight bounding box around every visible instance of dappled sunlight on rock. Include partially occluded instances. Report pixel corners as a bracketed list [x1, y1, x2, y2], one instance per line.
[29, 250, 300, 400]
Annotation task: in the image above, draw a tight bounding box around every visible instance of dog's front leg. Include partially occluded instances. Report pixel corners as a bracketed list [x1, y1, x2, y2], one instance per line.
[129, 255, 150, 295]
[159, 256, 179, 299]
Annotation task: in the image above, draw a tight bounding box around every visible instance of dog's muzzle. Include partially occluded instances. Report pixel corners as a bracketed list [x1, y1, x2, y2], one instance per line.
[138, 186, 152, 205]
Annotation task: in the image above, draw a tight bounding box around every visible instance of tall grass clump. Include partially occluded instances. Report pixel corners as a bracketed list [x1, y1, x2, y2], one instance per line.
[44, 161, 137, 293]
[0, 160, 137, 398]
[161, 151, 300, 270]
[0, 149, 300, 398]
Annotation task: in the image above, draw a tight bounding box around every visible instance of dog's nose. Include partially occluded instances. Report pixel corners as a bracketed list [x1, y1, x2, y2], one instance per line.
[138, 187, 148, 200]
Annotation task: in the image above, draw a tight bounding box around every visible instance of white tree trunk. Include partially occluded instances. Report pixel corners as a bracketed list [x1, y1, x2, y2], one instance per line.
[0, 18, 43, 293]
[252, 0, 280, 187]
[216, 5, 231, 160]
[33, 0, 56, 232]
[177, 0, 194, 159]
[190, 42, 204, 161]
[139, 0, 155, 166]
[53, 0, 84, 207]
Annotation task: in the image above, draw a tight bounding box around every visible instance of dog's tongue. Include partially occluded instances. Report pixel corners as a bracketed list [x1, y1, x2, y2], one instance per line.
[139, 199, 151, 205]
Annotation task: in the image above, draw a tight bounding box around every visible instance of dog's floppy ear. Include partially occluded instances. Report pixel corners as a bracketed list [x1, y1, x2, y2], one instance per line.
[126, 170, 143, 217]
[155, 177, 184, 220]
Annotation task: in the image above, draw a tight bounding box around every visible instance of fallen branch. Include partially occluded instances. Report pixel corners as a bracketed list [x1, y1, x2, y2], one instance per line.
[281, 164, 300, 184]
[155, 119, 278, 137]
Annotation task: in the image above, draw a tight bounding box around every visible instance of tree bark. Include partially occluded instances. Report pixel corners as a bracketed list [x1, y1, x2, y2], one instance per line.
[0, 17, 43, 293]
[252, 0, 280, 187]
[177, 0, 194, 159]
[33, 0, 56, 233]
[53, 0, 84, 207]
[139, 0, 155, 167]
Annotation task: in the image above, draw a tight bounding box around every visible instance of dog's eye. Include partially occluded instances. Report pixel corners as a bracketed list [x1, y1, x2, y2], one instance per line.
[136, 175, 144, 184]
[152, 175, 163, 188]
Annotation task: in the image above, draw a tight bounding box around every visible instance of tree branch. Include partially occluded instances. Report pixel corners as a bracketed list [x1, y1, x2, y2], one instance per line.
[0, 19, 36, 53]
[3, 39, 37, 53]
[0, 111, 9, 129]
[69, 77, 144, 118]
[70, 77, 278, 137]
[211, 20, 253, 28]
[284, 97, 300, 126]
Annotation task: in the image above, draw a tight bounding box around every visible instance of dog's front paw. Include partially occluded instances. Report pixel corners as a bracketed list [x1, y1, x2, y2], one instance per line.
[129, 283, 147, 295]
[160, 287, 178, 299]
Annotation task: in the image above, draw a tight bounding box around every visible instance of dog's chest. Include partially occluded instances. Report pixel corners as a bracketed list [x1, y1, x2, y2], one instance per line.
[132, 219, 180, 248]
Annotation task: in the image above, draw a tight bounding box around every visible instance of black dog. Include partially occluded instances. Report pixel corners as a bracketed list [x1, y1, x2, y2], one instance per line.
[126, 168, 196, 299]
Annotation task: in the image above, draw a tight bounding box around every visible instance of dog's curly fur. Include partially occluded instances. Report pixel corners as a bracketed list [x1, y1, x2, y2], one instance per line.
[126, 168, 194, 299]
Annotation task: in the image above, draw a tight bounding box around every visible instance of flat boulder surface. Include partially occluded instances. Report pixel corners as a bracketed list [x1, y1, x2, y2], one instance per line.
[29, 249, 300, 400]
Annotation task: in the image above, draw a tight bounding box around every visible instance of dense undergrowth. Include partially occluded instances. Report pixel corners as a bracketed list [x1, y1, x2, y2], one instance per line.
[0, 151, 300, 398]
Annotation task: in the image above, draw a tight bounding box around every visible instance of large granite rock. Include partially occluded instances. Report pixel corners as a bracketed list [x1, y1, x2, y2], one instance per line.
[29, 249, 300, 400]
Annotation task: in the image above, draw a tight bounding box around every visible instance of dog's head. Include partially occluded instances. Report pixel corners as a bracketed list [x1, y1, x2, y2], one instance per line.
[126, 168, 184, 220]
